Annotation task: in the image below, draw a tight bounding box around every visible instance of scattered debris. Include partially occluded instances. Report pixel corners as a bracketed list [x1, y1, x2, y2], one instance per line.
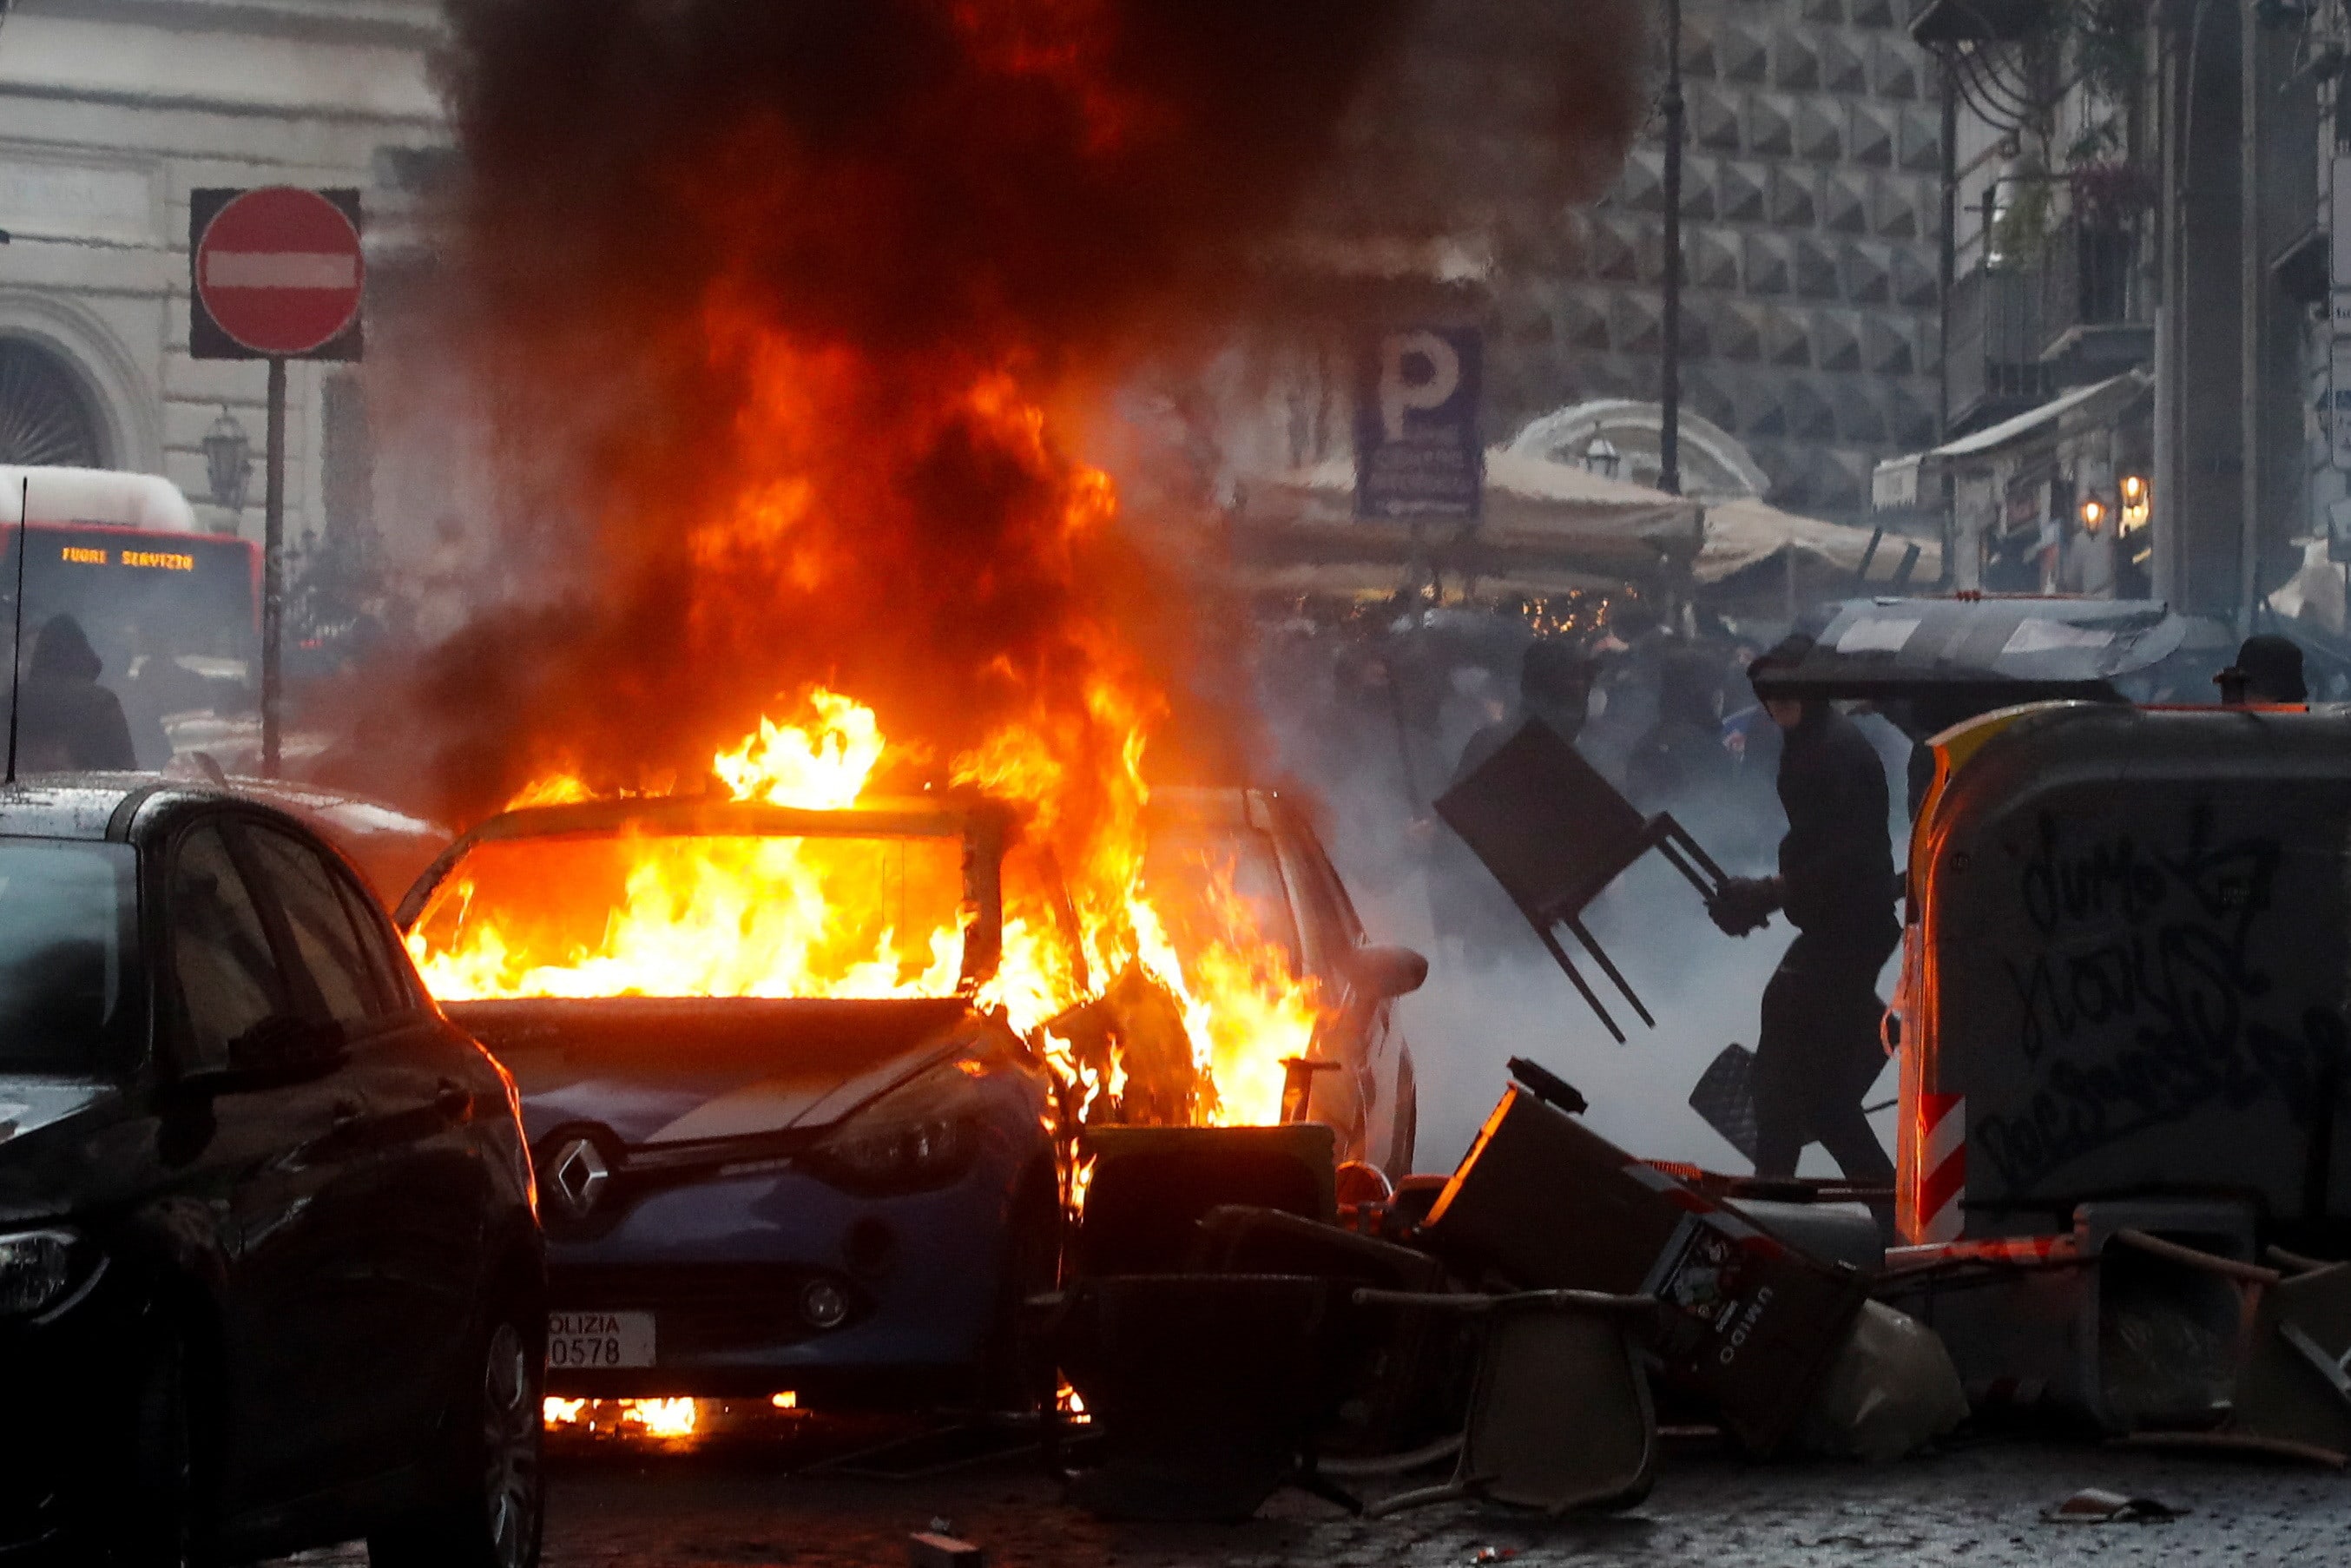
[1055, 1272, 1337, 1522]
[1348, 1287, 1658, 1518]
[2045, 1486, 2186, 1524]
[1420, 1077, 1866, 1453]
[1888, 1202, 2265, 1433]
[1044, 1054, 2345, 1527]
[1794, 1301, 1968, 1462]
[1187, 1205, 1456, 1457]
[1076, 1123, 1337, 1275]
[2229, 1262, 2351, 1453]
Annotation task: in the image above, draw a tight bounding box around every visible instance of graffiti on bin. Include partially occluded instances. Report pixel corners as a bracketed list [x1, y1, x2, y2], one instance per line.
[1972, 803, 2347, 1191]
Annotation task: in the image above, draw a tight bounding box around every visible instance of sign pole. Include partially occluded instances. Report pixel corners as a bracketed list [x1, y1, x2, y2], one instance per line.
[189, 185, 366, 780]
[262, 355, 286, 777]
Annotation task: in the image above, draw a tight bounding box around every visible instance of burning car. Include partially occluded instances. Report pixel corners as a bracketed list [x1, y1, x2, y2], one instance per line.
[398, 686, 1424, 1413]
[398, 788, 1064, 1407]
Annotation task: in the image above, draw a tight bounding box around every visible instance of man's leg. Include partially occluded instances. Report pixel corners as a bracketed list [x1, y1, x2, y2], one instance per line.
[1812, 1087, 1894, 1184]
[1808, 939, 1899, 1184]
[1749, 948, 1810, 1178]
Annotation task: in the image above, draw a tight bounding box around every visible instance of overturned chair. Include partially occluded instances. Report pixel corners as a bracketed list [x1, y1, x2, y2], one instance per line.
[1326, 1286, 1659, 1517]
[1436, 718, 1728, 1041]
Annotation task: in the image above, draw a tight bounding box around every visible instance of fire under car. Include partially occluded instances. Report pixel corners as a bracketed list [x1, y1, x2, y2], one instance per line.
[397, 794, 1063, 1407]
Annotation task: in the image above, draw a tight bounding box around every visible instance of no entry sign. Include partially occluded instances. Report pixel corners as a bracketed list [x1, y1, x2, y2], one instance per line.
[190, 187, 365, 361]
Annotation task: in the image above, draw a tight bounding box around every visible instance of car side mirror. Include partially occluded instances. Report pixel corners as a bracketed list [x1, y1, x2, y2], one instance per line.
[224, 1015, 347, 1076]
[1347, 943, 1428, 1002]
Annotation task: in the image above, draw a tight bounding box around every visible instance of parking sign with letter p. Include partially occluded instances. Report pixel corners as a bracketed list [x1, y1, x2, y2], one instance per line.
[1355, 326, 1483, 519]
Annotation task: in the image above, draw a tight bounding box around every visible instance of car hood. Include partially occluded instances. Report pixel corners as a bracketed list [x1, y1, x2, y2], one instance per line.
[0, 1078, 124, 1218]
[445, 996, 984, 1149]
[0, 1079, 117, 1149]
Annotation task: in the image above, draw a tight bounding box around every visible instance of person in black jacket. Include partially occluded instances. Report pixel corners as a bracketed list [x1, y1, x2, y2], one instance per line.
[1705, 637, 1898, 1182]
[13, 615, 139, 773]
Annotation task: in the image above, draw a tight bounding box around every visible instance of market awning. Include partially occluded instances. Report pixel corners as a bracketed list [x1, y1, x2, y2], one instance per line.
[1696, 495, 1942, 588]
[1232, 447, 1703, 600]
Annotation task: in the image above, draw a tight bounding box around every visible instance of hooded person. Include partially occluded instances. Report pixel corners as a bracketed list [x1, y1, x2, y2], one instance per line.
[12, 614, 138, 773]
[1704, 635, 1899, 1184]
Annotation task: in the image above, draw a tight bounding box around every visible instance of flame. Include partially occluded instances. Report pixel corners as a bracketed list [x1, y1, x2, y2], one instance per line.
[412, 688, 966, 1007]
[713, 689, 886, 808]
[541, 1396, 701, 1438]
[623, 1398, 700, 1438]
[409, 675, 1329, 1136]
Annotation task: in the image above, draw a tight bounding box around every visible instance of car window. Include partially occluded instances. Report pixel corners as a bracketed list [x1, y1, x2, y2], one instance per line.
[170, 823, 285, 1068]
[242, 826, 390, 1024]
[1139, 825, 1301, 971]
[1289, 833, 1364, 952]
[0, 839, 135, 1073]
[332, 872, 417, 1012]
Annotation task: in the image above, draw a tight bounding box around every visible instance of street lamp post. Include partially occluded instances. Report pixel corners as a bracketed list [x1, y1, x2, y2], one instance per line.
[1584, 435, 1623, 478]
[1659, 0, 1684, 497]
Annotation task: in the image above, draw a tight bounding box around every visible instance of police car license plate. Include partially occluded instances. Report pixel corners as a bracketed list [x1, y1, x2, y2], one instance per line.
[547, 1310, 655, 1370]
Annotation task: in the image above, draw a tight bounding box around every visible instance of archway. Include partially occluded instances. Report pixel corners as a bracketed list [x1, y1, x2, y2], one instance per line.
[0, 337, 107, 467]
[1507, 399, 1771, 501]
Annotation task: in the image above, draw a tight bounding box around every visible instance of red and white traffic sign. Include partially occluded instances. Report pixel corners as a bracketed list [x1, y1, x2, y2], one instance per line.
[194, 187, 365, 359]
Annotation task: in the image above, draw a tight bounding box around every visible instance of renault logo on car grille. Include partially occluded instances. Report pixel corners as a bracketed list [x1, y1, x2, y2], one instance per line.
[548, 1137, 610, 1220]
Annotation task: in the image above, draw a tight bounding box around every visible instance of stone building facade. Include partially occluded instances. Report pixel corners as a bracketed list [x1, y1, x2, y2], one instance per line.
[0, 0, 445, 550]
[1531, 0, 1946, 519]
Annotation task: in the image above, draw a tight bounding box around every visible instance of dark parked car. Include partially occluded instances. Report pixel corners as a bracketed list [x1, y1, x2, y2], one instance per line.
[397, 794, 1060, 1410]
[0, 777, 543, 1567]
[1142, 787, 1424, 1177]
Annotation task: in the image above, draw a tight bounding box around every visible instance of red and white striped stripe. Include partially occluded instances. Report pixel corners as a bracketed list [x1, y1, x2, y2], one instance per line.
[1913, 1091, 1966, 1243]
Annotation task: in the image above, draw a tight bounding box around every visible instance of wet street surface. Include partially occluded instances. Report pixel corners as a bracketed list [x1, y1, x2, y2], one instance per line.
[270, 1423, 2351, 1566]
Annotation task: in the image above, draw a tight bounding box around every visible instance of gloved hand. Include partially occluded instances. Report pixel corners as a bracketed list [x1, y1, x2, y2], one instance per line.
[1706, 875, 1781, 937]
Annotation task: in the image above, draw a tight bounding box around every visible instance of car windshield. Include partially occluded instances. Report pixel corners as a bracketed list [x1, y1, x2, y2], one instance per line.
[405, 828, 971, 1002]
[1140, 825, 1301, 972]
[0, 840, 135, 1072]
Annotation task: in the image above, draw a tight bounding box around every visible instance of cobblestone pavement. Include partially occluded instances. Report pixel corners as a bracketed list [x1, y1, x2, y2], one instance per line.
[273, 1425, 2351, 1567]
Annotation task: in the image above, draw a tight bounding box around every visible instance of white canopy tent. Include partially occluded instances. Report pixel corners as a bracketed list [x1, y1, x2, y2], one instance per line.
[1232, 448, 1704, 600]
[1697, 494, 1942, 585]
[1234, 448, 1931, 610]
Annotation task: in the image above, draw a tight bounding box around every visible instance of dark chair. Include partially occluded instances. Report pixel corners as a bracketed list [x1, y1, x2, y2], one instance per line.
[1331, 1288, 1658, 1517]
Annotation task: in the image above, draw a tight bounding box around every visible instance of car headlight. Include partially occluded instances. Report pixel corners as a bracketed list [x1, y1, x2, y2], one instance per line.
[804, 1057, 990, 1195]
[0, 1229, 78, 1317]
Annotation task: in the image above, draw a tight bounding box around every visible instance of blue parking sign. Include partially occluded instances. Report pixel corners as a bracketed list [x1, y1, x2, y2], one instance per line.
[1354, 326, 1483, 519]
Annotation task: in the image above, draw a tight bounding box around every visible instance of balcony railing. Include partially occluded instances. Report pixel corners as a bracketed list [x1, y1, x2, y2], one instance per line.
[1946, 216, 2144, 432]
[1947, 264, 2053, 431]
[2038, 217, 2140, 349]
